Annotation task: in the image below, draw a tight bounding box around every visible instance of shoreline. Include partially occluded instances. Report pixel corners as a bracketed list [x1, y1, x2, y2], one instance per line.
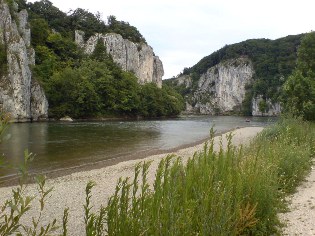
[0, 126, 264, 236]
[0, 127, 242, 187]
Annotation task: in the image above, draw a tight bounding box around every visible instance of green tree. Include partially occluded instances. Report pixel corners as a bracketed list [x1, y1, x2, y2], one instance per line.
[282, 70, 315, 120]
[69, 8, 107, 40]
[47, 67, 101, 118]
[296, 32, 315, 77]
[281, 32, 315, 121]
[30, 18, 50, 46]
[258, 100, 268, 115]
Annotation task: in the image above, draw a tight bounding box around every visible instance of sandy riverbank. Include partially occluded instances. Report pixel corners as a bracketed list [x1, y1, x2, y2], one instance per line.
[0, 126, 264, 235]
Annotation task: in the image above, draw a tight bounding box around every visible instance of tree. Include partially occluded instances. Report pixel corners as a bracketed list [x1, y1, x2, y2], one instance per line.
[282, 70, 315, 120]
[258, 100, 268, 116]
[296, 32, 315, 77]
[281, 32, 315, 121]
[30, 18, 50, 46]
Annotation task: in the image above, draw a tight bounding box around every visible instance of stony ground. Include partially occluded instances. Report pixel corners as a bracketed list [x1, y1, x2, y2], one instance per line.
[279, 165, 315, 236]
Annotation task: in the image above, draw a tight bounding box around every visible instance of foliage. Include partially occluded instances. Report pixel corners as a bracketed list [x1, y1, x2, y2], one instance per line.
[107, 15, 146, 44]
[282, 32, 315, 121]
[0, 114, 68, 236]
[13, 0, 178, 119]
[27, 0, 71, 38]
[258, 99, 268, 114]
[102, 119, 315, 235]
[44, 59, 184, 118]
[68, 8, 107, 40]
[0, 151, 63, 235]
[166, 34, 303, 114]
[26, 0, 146, 44]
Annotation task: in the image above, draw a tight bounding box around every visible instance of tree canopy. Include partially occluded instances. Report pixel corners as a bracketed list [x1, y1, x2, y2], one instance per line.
[281, 32, 315, 121]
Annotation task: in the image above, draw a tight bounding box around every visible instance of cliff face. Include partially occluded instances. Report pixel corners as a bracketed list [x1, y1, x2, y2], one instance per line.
[76, 31, 164, 88]
[0, 0, 48, 121]
[252, 95, 281, 116]
[178, 57, 254, 115]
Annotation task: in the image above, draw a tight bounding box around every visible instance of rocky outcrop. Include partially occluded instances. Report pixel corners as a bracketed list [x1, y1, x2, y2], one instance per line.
[173, 75, 192, 88]
[75, 30, 164, 88]
[252, 95, 281, 116]
[0, 0, 48, 121]
[183, 57, 254, 115]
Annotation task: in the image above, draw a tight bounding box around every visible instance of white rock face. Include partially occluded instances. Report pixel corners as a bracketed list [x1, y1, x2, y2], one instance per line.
[0, 0, 48, 121]
[173, 74, 192, 88]
[252, 95, 281, 116]
[187, 57, 254, 114]
[76, 31, 164, 88]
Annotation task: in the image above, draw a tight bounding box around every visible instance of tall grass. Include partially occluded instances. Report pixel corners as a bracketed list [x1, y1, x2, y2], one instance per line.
[102, 119, 315, 235]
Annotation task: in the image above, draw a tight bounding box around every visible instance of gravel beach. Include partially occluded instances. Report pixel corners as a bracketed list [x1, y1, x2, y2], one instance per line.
[0, 127, 264, 235]
[279, 165, 315, 236]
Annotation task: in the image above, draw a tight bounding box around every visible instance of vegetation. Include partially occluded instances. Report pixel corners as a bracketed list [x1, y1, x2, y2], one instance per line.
[282, 32, 315, 121]
[2, 0, 182, 119]
[102, 118, 314, 235]
[184, 35, 302, 99]
[26, 0, 146, 44]
[165, 34, 303, 114]
[1, 115, 314, 235]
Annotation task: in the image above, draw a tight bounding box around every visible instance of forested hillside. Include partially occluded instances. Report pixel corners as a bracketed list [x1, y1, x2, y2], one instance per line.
[6, 0, 184, 119]
[165, 34, 303, 115]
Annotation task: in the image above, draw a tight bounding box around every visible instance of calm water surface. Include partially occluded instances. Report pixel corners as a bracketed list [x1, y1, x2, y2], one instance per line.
[0, 116, 275, 180]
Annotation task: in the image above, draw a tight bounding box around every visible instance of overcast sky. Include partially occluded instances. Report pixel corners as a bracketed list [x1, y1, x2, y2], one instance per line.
[28, 0, 315, 79]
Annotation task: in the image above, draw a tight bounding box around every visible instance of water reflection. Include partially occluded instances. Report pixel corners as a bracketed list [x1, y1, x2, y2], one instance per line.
[0, 116, 276, 180]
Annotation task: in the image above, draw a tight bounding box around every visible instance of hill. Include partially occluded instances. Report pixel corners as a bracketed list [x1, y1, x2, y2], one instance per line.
[0, 0, 184, 121]
[164, 34, 303, 116]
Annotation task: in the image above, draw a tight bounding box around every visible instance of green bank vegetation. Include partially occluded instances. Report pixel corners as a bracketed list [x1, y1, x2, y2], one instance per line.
[1, 117, 314, 235]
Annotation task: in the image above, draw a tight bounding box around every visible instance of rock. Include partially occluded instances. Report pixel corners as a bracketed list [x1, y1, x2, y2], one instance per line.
[174, 75, 192, 88]
[76, 31, 164, 88]
[0, 0, 48, 122]
[252, 95, 281, 116]
[184, 57, 253, 115]
[30, 79, 48, 120]
[60, 116, 73, 122]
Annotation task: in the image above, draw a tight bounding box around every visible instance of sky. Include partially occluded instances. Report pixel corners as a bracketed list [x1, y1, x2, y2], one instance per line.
[28, 0, 315, 79]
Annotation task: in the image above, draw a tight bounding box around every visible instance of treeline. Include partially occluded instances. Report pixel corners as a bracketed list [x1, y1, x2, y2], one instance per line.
[10, 0, 184, 118]
[45, 57, 184, 118]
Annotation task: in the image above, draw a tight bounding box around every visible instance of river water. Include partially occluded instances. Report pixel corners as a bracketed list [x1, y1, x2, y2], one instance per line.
[0, 116, 275, 181]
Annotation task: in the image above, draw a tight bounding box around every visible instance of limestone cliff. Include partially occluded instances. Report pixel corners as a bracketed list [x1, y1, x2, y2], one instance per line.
[252, 95, 281, 116]
[0, 0, 48, 121]
[176, 57, 254, 115]
[75, 30, 164, 88]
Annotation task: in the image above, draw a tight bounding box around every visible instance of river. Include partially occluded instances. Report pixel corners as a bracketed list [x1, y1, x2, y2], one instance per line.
[0, 116, 275, 181]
